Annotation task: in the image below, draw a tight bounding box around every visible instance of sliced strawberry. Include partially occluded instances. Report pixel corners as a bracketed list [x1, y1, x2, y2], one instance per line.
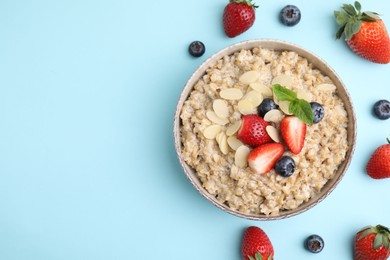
[247, 143, 284, 174]
[280, 116, 306, 154]
[237, 114, 272, 147]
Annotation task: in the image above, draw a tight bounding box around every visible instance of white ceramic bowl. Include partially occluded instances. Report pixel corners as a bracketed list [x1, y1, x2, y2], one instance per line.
[174, 39, 356, 220]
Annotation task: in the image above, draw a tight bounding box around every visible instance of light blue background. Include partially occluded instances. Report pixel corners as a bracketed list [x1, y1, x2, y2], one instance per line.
[1, 0, 390, 259]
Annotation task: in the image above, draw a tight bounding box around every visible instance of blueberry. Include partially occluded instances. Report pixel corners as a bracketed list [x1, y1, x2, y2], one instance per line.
[275, 156, 295, 177]
[188, 41, 205, 57]
[310, 102, 325, 123]
[257, 98, 278, 117]
[280, 5, 301, 26]
[373, 99, 390, 120]
[305, 234, 324, 253]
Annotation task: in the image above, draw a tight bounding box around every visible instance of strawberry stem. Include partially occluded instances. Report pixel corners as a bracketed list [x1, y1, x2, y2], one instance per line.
[230, 0, 259, 8]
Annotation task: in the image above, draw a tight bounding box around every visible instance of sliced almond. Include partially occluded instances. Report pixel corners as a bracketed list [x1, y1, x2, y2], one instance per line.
[235, 145, 251, 168]
[239, 70, 260, 84]
[250, 82, 273, 97]
[203, 125, 222, 139]
[226, 120, 242, 136]
[264, 109, 284, 123]
[216, 132, 229, 155]
[279, 100, 293, 115]
[220, 88, 243, 100]
[206, 110, 229, 125]
[243, 90, 263, 107]
[317, 83, 336, 91]
[238, 99, 256, 115]
[297, 89, 311, 102]
[272, 74, 293, 88]
[227, 136, 244, 151]
[213, 99, 229, 119]
[266, 125, 280, 143]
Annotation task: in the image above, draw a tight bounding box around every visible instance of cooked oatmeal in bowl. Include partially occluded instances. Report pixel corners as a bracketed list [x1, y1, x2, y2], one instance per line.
[174, 39, 356, 220]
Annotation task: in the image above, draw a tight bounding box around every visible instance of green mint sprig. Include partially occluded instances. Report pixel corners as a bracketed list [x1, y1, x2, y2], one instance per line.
[272, 84, 314, 124]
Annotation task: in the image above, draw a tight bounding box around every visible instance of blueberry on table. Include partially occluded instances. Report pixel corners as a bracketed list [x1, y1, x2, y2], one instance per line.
[257, 98, 278, 117]
[188, 41, 205, 57]
[305, 234, 324, 253]
[373, 99, 390, 120]
[280, 5, 301, 26]
[275, 156, 295, 177]
[310, 102, 324, 123]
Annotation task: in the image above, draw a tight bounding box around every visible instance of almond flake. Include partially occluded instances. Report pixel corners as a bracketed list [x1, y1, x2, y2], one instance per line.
[250, 83, 273, 97]
[220, 88, 243, 100]
[243, 90, 263, 107]
[317, 83, 336, 91]
[206, 110, 229, 125]
[266, 125, 280, 143]
[238, 99, 256, 115]
[279, 100, 293, 115]
[216, 132, 229, 155]
[297, 89, 311, 102]
[239, 70, 260, 84]
[226, 120, 242, 136]
[203, 125, 222, 139]
[272, 74, 293, 88]
[213, 99, 229, 119]
[227, 136, 244, 151]
[235, 145, 250, 168]
[264, 109, 284, 123]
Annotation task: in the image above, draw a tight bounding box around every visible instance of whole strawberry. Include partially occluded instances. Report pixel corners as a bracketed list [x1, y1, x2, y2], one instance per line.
[366, 138, 390, 179]
[354, 225, 390, 260]
[223, 0, 258, 38]
[241, 226, 274, 260]
[237, 114, 272, 147]
[334, 1, 390, 64]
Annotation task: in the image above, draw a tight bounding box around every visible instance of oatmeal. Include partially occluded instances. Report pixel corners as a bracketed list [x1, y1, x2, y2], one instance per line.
[179, 47, 349, 216]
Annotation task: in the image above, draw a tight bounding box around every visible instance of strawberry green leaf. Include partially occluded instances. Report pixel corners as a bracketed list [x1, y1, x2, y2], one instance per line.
[374, 233, 383, 250]
[344, 21, 362, 40]
[354, 1, 361, 12]
[289, 99, 314, 124]
[363, 11, 381, 20]
[336, 24, 347, 39]
[272, 84, 296, 102]
[342, 4, 357, 16]
[335, 11, 350, 26]
[358, 227, 375, 240]
[254, 252, 263, 260]
[383, 234, 389, 250]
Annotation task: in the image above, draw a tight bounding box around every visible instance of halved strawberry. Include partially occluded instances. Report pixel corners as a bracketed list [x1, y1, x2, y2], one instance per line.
[247, 143, 284, 174]
[280, 116, 306, 154]
[237, 114, 272, 147]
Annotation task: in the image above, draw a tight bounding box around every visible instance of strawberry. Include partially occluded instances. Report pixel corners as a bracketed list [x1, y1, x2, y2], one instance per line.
[334, 1, 390, 64]
[241, 226, 274, 260]
[237, 115, 272, 147]
[223, 0, 258, 38]
[280, 116, 306, 154]
[247, 143, 284, 174]
[366, 138, 390, 179]
[354, 225, 390, 260]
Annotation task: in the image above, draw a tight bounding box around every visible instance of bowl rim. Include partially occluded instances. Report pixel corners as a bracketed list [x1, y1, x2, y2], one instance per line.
[174, 38, 357, 220]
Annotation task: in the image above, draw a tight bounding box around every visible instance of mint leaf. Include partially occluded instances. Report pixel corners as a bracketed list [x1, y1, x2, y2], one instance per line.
[289, 99, 314, 124]
[272, 84, 297, 102]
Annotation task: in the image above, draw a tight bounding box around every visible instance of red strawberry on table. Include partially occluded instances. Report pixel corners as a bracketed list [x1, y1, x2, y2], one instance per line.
[223, 0, 258, 38]
[280, 116, 306, 154]
[247, 143, 284, 174]
[354, 225, 390, 260]
[241, 226, 274, 260]
[334, 1, 390, 64]
[237, 114, 272, 147]
[366, 138, 390, 179]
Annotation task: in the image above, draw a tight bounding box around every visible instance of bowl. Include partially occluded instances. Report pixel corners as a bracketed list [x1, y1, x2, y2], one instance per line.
[174, 39, 356, 220]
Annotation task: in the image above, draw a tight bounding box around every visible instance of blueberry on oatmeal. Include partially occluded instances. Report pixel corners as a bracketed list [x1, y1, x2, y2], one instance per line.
[257, 98, 279, 117]
[310, 102, 325, 123]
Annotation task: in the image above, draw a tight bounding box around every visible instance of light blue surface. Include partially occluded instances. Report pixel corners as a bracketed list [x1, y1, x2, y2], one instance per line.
[1, 0, 390, 259]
